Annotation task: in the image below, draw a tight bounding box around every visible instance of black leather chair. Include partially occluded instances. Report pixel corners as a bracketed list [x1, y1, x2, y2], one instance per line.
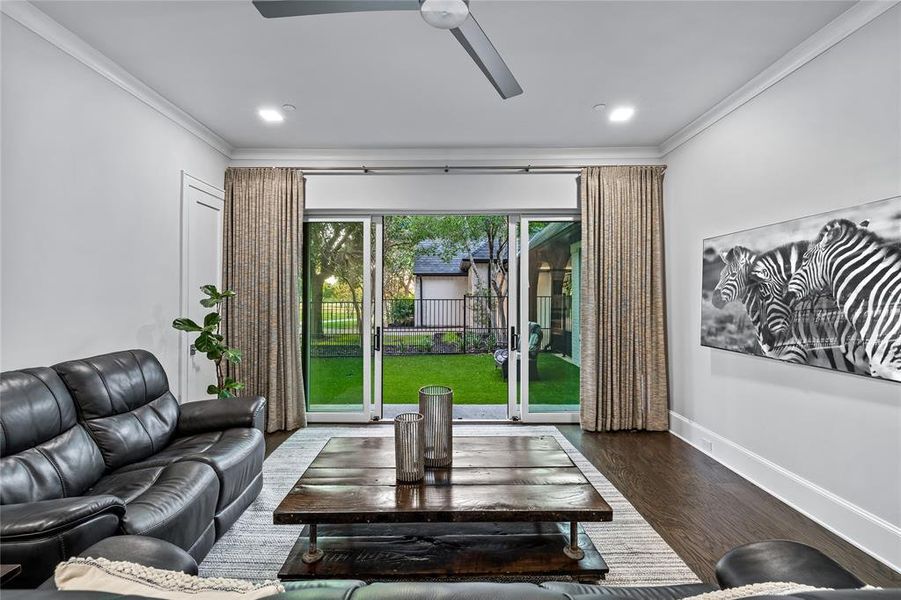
[0, 350, 266, 587]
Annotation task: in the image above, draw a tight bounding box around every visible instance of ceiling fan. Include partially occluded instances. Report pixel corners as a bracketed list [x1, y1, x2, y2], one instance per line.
[251, 0, 523, 99]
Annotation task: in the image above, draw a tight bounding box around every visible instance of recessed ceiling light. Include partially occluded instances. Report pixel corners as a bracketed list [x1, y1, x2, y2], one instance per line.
[282, 104, 296, 112]
[592, 103, 607, 112]
[258, 108, 284, 123]
[609, 106, 635, 122]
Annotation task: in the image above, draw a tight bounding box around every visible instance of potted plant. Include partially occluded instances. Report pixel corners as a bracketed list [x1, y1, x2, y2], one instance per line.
[172, 285, 244, 398]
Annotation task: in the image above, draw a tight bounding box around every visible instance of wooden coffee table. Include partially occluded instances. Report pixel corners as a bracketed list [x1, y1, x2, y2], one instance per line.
[274, 435, 613, 580]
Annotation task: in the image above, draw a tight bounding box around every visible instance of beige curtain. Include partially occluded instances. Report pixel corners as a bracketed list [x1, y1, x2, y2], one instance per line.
[222, 167, 305, 432]
[580, 166, 669, 432]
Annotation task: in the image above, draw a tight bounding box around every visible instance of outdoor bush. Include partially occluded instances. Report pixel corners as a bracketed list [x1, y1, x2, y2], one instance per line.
[388, 298, 415, 326]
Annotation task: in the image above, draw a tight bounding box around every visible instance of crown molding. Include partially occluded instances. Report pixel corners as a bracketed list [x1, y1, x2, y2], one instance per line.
[228, 146, 665, 165]
[6, 0, 893, 162]
[659, 0, 900, 156]
[1, 0, 234, 157]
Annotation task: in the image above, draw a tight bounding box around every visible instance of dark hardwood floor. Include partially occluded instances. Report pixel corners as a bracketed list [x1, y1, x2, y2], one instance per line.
[265, 424, 900, 587]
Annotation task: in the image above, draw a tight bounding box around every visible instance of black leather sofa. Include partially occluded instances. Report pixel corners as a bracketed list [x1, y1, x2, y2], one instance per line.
[0, 349, 266, 588]
[6, 537, 898, 599]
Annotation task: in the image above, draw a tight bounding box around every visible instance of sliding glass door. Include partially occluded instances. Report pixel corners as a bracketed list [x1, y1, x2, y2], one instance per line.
[303, 217, 372, 422]
[378, 215, 518, 421]
[518, 216, 581, 423]
[302, 214, 580, 423]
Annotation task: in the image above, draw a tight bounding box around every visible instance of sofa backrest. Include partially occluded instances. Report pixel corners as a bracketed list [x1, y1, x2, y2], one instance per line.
[0, 368, 106, 504]
[53, 350, 179, 471]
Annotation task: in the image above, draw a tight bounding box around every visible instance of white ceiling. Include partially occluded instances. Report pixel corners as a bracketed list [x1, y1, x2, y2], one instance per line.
[34, 0, 854, 150]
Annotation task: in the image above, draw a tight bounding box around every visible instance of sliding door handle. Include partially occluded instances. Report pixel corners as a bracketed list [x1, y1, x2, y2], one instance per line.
[510, 326, 520, 351]
[374, 326, 381, 351]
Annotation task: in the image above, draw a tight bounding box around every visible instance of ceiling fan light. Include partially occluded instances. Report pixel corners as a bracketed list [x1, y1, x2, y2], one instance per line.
[420, 0, 469, 29]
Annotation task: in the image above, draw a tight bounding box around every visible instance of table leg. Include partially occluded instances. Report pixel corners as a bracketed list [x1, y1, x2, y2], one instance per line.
[563, 521, 585, 560]
[301, 524, 325, 564]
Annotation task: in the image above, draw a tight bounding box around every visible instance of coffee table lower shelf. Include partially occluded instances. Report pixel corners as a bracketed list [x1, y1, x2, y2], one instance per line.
[278, 522, 608, 581]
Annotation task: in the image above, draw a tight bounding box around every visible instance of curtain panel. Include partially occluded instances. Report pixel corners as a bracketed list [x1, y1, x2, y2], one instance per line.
[580, 165, 669, 432]
[222, 167, 306, 432]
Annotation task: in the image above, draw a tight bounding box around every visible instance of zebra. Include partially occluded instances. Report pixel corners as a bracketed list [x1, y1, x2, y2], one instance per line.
[712, 246, 806, 362]
[750, 242, 869, 374]
[787, 219, 901, 381]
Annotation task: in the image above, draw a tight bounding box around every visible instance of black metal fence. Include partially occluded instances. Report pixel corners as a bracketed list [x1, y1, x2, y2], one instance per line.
[308, 295, 575, 358]
[309, 296, 509, 357]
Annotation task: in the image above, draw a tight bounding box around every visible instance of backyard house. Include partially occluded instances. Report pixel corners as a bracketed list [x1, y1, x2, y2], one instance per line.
[410, 227, 580, 366]
[412, 240, 509, 327]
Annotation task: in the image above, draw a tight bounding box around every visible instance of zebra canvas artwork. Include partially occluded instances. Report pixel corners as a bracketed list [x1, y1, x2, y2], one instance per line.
[701, 195, 901, 382]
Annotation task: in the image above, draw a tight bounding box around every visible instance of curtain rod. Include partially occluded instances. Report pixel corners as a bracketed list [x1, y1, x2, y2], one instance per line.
[289, 165, 585, 175]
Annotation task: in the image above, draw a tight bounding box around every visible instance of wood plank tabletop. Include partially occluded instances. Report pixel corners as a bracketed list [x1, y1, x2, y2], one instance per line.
[274, 435, 613, 525]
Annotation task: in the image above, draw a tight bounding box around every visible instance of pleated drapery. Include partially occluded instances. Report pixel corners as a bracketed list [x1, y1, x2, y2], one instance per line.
[222, 167, 305, 432]
[579, 166, 669, 432]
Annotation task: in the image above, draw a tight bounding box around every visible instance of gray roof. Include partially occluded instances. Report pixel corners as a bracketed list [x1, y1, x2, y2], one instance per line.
[413, 239, 509, 276]
[412, 241, 466, 276]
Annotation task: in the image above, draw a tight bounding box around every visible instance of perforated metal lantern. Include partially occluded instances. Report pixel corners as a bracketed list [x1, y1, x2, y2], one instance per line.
[418, 385, 453, 467]
[394, 412, 425, 482]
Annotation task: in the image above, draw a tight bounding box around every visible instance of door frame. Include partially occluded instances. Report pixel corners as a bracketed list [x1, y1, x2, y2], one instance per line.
[178, 171, 225, 404]
[304, 216, 374, 423]
[506, 215, 520, 421]
[519, 215, 580, 424]
[372, 216, 384, 421]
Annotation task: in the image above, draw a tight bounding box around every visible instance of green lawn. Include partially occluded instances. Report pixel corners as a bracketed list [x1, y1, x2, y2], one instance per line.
[308, 353, 579, 407]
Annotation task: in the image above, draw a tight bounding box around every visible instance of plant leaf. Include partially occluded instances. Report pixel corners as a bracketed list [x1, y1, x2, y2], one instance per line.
[200, 284, 219, 297]
[172, 318, 202, 332]
[194, 332, 214, 352]
[223, 348, 242, 364]
[206, 384, 219, 395]
[203, 313, 221, 328]
[199, 297, 220, 308]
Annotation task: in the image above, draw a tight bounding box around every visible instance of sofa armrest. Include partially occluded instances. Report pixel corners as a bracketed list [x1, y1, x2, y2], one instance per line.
[0, 496, 125, 539]
[177, 396, 267, 435]
[715, 541, 864, 589]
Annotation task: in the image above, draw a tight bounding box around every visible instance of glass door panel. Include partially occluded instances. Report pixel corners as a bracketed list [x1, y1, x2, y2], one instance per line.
[304, 219, 372, 422]
[520, 217, 581, 422]
[379, 215, 511, 420]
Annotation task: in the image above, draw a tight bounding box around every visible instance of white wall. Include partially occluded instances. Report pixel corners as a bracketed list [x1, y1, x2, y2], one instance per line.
[415, 276, 468, 326]
[664, 6, 901, 570]
[0, 15, 229, 393]
[304, 173, 579, 213]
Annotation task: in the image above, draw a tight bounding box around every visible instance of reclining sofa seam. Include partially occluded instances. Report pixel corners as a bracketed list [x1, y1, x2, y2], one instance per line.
[128, 469, 217, 536]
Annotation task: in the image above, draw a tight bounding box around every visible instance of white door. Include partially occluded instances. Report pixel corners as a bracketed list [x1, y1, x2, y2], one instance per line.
[179, 172, 225, 403]
[519, 216, 581, 423]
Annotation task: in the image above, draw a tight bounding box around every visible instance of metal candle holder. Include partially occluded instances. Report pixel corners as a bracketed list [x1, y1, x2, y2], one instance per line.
[394, 412, 425, 483]
[418, 385, 453, 467]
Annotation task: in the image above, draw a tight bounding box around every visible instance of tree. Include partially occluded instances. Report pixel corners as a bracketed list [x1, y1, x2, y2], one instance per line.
[400, 215, 510, 332]
[307, 222, 364, 337]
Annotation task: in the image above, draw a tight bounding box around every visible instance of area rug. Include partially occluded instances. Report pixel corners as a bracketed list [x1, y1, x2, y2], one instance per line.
[200, 425, 699, 585]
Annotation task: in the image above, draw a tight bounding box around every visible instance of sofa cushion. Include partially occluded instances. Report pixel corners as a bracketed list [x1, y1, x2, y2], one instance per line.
[53, 350, 180, 471]
[0, 368, 105, 503]
[715, 541, 865, 590]
[76, 535, 198, 576]
[87, 461, 218, 552]
[115, 429, 264, 511]
[540, 583, 719, 599]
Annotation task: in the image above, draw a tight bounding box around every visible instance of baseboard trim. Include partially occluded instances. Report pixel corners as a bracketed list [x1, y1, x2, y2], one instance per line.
[669, 411, 901, 573]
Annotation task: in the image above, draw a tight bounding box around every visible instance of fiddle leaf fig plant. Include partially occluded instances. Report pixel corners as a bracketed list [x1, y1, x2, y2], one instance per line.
[172, 285, 245, 398]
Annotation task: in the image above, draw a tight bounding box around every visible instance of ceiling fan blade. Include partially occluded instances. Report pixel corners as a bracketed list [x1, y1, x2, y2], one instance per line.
[253, 0, 420, 19]
[450, 13, 523, 99]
